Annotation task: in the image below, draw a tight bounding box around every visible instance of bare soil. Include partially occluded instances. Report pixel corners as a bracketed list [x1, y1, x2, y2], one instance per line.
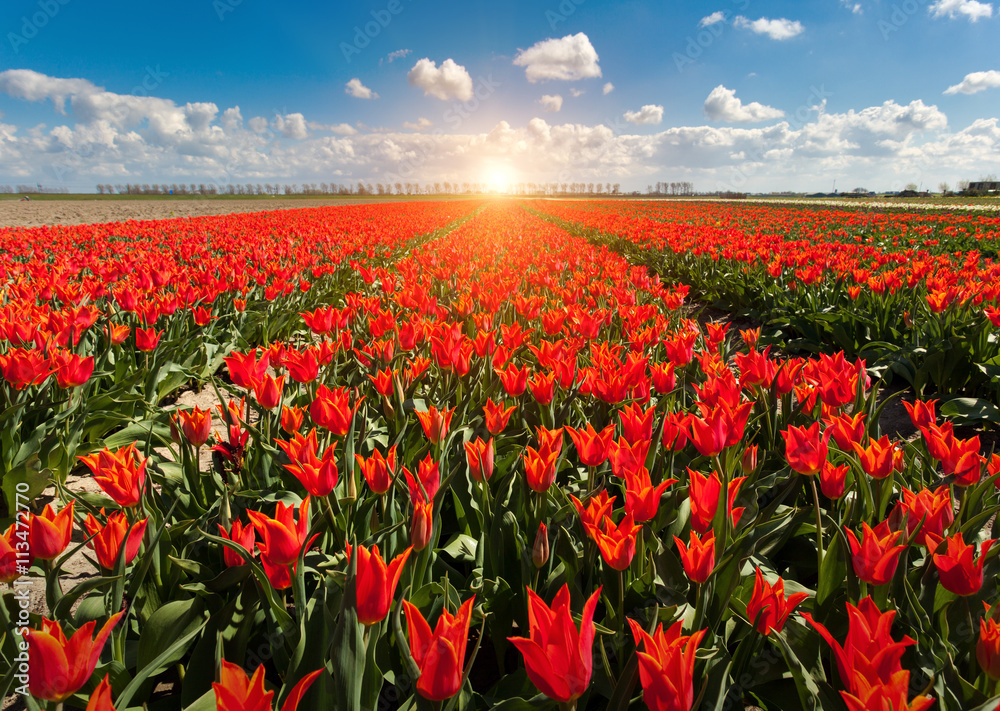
[0, 197, 391, 228]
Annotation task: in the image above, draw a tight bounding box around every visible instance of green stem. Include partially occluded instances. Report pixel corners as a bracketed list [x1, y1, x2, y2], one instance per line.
[810, 477, 825, 575]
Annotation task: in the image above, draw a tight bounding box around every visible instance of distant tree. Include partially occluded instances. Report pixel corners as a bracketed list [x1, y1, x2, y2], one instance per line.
[938, 182, 950, 194]
[958, 180, 970, 192]
[904, 182, 919, 191]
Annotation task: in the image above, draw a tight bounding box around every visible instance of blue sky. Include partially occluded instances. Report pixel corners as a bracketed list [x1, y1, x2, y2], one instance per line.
[0, 0, 998, 192]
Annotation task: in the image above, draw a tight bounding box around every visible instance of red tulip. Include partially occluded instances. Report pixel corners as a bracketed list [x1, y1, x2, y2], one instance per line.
[623, 465, 675, 522]
[411, 499, 434, 551]
[52, 351, 94, 388]
[978, 603, 1000, 680]
[532, 522, 549, 568]
[345, 543, 412, 625]
[845, 521, 905, 586]
[416, 404, 455, 444]
[30, 501, 74, 560]
[310, 384, 363, 436]
[508, 585, 601, 703]
[464, 437, 495, 482]
[252, 372, 285, 410]
[276, 429, 339, 497]
[83, 509, 148, 571]
[889, 486, 954, 547]
[280, 405, 305, 434]
[403, 453, 440, 503]
[213, 660, 323, 711]
[781, 422, 829, 476]
[820, 461, 849, 499]
[619, 402, 656, 445]
[675, 529, 715, 584]
[1, 522, 31, 583]
[135, 326, 162, 351]
[687, 468, 744, 534]
[247, 497, 315, 572]
[25, 611, 124, 701]
[217, 519, 256, 567]
[824, 411, 866, 451]
[85, 675, 116, 711]
[565, 422, 615, 467]
[355, 446, 397, 494]
[591, 512, 641, 570]
[78, 443, 147, 508]
[852, 436, 897, 480]
[483, 397, 516, 434]
[403, 596, 476, 701]
[174, 405, 213, 447]
[746, 568, 808, 635]
[661, 411, 689, 451]
[629, 619, 705, 711]
[930, 532, 994, 596]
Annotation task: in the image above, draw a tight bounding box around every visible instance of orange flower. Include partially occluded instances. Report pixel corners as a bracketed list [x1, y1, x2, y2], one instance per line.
[346, 543, 412, 626]
[217, 519, 256, 568]
[523, 445, 558, 492]
[280, 405, 305, 434]
[83, 509, 148, 571]
[403, 596, 476, 701]
[310, 384, 363, 436]
[355, 446, 397, 494]
[411, 500, 434, 551]
[508, 585, 601, 703]
[565, 422, 615, 467]
[687, 468, 744, 534]
[135, 326, 162, 351]
[483, 397, 516, 434]
[174, 405, 213, 446]
[746, 568, 808, 635]
[675, 529, 715, 584]
[977, 603, 1000, 680]
[30, 501, 75, 560]
[79, 443, 148, 507]
[852, 436, 897, 480]
[820, 462, 849, 499]
[845, 521, 905, 586]
[464, 437, 495, 482]
[1, 522, 31, 583]
[276, 429, 339, 497]
[212, 660, 323, 711]
[403, 453, 440, 503]
[247, 497, 315, 570]
[629, 619, 705, 711]
[623, 465, 675, 522]
[85, 675, 116, 711]
[52, 351, 94, 388]
[252, 372, 284, 410]
[591, 512, 640, 571]
[415, 404, 455, 443]
[930, 532, 994, 596]
[25, 611, 124, 701]
[781, 422, 829, 476]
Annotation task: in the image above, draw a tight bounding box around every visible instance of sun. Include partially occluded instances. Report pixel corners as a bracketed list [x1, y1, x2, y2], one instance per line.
[483, 164, 515, 193]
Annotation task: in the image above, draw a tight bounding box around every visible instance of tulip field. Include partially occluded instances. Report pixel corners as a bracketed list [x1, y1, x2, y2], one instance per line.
[5, 197, 1000, 711]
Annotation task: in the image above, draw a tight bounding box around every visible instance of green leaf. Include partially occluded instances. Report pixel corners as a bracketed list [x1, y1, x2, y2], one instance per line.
[440, 533, 479, 562]
[137, 597, 208, 673]
[941, 397, 1000, 424]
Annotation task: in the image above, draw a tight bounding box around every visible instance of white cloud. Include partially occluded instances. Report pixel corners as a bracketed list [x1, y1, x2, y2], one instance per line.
[1, 70, 995, 196]
[603, 82, 615, 95]
[704, 86, 785, 123]
[540, 94, 563, 112]
[407, 58, 473, 101]
[733, 16, 804, 40]
[513, 33, 602, 82]
[403, 117, 433, 130]
[945, 70, 1000, 94]
[273, 113, 308, 140]
[386, 49, 411, 63]
[570, 88, 584, 98]
[345, 78, 378, 100]
[624, 105, 664, 125]
[699, 11, 727, 27]
[929, 0, 993, 20]
[309, 121, 358, 136]
[840, 0, 863, 13]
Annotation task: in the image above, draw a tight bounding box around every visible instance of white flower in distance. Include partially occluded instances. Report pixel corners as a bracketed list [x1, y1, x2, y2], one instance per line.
[345, 78, 378, 100]
[514, 33, 602, 82]
[704, 85, 784, 122]
[407, 58, 474, 101]
[624, 104, 663, 125]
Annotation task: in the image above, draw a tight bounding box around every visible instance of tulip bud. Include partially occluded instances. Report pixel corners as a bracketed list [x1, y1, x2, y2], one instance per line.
[532, 522, 549, 569]
[411, 501, 433, 551]
[741, 445, 759, 474]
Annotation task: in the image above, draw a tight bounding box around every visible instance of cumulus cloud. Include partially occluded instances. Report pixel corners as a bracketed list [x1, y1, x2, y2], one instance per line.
[386, 48, 411, 63]
[699, 11, 727, 27]
[273, 113, 309, 140]
[345, 78, 378, 100]
[624, 105, 664, 125]
[733, 16, 804, 40]
[403, 117, 433, 130]
[603, 82, 615, 95]
[944, 70, 1000, 94]
[540, 94, 563, 112]
[513, 33, 602, 82]
[407, 58, 473, 101]
[1, 70, 994, 196]
[704, 86, 785, 123]
[929, 0, 993, 20]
